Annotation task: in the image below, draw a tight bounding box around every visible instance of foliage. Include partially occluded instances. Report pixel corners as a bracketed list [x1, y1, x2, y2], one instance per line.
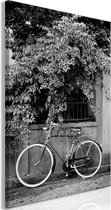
[5, 1, 110, 58]
[77, 16, 110, 56]
[6, 14, 110, 140]
[5, 1, 70, 52]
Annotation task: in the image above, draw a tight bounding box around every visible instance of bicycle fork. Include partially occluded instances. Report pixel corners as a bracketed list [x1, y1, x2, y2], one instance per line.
[34, 130, 51, 167]
[34, 145, 47, 167]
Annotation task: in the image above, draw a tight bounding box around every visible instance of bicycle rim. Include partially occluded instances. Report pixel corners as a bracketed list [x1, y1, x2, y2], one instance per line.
[16, 143, 54, 187]
[74, 140, 102, 179]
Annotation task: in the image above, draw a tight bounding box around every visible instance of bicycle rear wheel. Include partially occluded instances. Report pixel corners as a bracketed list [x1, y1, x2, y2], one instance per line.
[74, 140, 102, 179]
[16, 143, 54, 187]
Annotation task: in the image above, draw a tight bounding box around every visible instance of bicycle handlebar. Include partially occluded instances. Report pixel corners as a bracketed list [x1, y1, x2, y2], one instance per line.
[43, 121, 59, 132]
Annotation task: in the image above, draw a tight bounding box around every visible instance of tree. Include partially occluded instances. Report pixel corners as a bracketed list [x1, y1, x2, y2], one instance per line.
[6, 15, 110, 142]
[78, 16, 110, 56]
[5, 1, 70, 52]
[5, 1, 110, 57]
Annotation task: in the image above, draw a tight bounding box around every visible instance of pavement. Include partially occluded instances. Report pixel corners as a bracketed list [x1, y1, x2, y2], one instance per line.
[5, 186, 111, 210]
[5, 171, 111, 209]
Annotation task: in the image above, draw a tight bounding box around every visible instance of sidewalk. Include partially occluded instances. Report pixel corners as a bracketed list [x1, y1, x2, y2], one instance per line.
[6, 186, 111, 210]
[6, 171, 111, 208]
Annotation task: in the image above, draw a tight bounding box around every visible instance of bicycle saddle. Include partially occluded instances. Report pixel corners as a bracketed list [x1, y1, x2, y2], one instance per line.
[70, 127, 82, 133]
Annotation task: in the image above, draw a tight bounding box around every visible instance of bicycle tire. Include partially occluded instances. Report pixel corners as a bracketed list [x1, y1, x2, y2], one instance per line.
[74, 140, 102, 179]
[16, 143, 54, 187]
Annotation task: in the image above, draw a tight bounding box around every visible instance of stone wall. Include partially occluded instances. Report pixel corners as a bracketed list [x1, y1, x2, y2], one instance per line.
[6, 122, 98, 180]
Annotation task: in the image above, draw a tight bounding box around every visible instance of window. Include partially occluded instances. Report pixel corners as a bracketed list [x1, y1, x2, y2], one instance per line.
[34, 88, 95, 124]
[63, 88, 95, 122]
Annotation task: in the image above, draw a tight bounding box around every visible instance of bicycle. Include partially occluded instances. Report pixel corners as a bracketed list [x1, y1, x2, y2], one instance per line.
[16, 122, 102, 188]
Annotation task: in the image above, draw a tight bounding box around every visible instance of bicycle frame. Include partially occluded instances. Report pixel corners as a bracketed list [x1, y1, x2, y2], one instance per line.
[48, 142, 64, 161]
[38, 121, 100, 176]
[43, 126, 88, 169]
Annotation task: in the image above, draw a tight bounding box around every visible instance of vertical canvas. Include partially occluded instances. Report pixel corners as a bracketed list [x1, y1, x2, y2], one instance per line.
[5, 0, 110, 208]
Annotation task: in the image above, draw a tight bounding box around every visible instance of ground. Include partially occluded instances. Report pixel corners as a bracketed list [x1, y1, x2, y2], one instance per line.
[6, 171, 111, 208]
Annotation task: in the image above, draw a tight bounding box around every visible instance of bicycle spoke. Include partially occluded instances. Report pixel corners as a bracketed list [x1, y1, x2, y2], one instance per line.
[86, 142, 93, 156]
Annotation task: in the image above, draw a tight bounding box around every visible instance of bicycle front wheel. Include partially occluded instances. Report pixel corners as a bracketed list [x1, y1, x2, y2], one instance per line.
[16, 143, 54, 187]
[74, 140, 102, 179]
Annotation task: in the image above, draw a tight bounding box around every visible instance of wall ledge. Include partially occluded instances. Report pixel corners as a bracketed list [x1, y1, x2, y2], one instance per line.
[63, 122, 97, 128]
[29, 121, 97, 130]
